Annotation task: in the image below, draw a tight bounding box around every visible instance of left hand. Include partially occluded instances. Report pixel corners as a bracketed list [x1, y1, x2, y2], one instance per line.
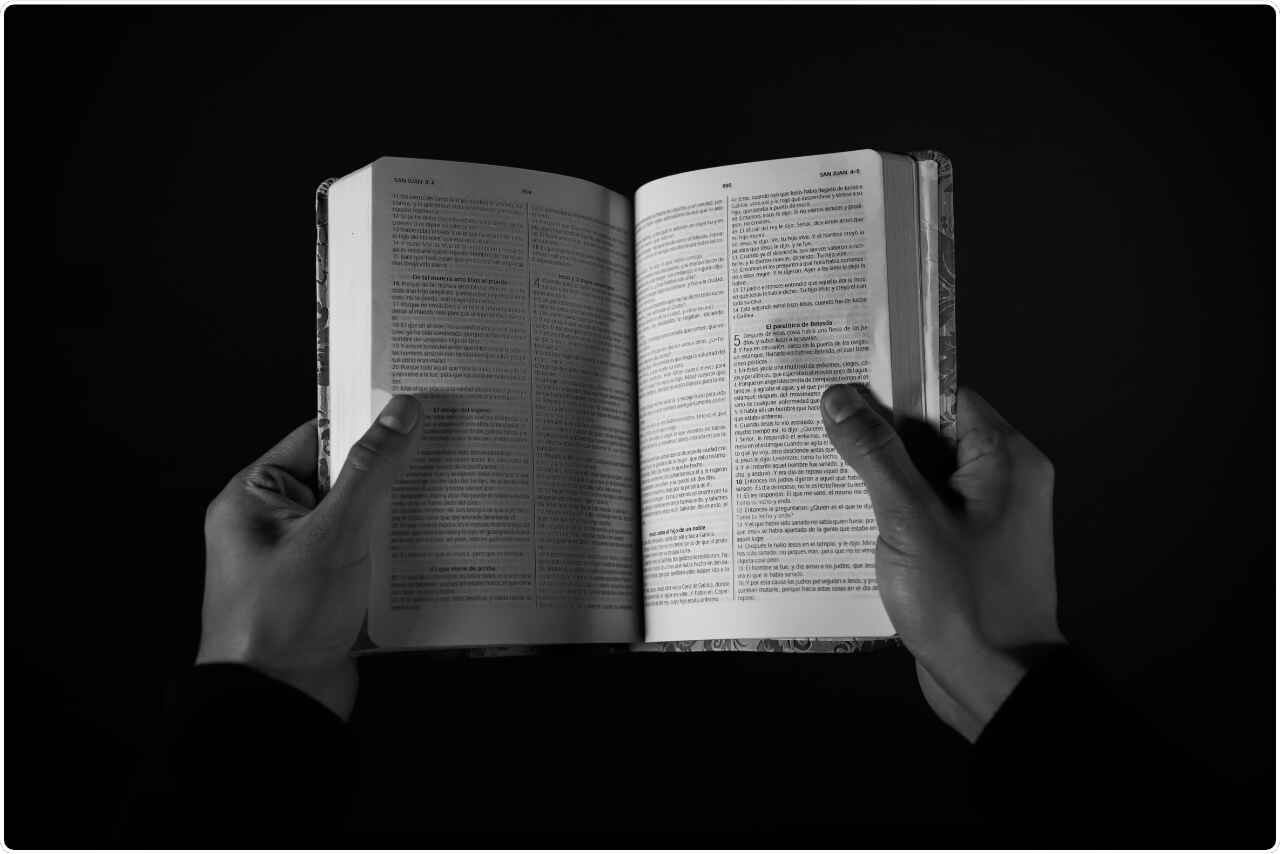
[198, 395, 424, 720]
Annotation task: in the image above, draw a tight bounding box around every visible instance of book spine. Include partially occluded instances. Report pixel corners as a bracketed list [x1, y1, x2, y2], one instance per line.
[315, 178, 336, 496]
[910, 149, 957, 445]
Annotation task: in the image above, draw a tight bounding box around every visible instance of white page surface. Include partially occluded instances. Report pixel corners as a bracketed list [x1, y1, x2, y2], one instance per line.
[362, 157, 639, 647]
[634, 151, 895, 642]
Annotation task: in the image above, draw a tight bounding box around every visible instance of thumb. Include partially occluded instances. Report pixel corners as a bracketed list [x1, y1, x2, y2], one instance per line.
[949, 387, 1013, 521]
[316, 394, 423, 532]
[820, 383, 937, 536]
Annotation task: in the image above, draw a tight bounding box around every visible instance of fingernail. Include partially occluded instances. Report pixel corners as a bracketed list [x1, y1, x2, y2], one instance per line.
[822, 384, 862, 424]
[378, 395, 421, 434]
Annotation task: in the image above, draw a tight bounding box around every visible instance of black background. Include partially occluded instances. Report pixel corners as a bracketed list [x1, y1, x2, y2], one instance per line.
[5, 4, 1275, 846]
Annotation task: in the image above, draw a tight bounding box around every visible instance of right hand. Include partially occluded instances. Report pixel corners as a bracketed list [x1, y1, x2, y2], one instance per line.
[820, 384, 1062, 741]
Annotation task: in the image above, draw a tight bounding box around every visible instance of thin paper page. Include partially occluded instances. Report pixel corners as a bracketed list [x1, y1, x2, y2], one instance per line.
[635, 151, 895, 642]
[918, 158, 941, 429]
[364, 157, 639, 648]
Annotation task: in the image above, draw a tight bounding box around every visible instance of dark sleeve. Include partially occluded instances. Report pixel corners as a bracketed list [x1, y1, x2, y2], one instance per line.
[115, 663, 358, 847]
[972, 647, 1244, 846]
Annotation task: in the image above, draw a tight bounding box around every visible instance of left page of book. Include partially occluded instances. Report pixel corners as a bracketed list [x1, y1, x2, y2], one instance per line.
[336, 157, 639, 648]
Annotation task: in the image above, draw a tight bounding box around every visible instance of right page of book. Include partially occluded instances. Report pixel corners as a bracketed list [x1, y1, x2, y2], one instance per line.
[635, 150, 896, 643]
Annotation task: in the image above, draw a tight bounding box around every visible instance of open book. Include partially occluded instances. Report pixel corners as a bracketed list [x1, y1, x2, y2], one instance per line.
[316, 150, 956, 653]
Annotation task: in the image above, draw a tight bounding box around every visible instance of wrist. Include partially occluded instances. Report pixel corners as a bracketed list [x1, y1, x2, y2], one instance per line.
[260, 663, 358, 722]
[196, 641, 357, 721]
[949, 643, 1028, 732]
[919, 627, 1029, 735]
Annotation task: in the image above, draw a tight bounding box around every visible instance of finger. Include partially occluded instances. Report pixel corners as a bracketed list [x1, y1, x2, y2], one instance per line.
[950, 389, 1013, 521]
[207, 421, 319, 534]
[250, 419, 320, 485]
[956, 386, 1014, 444]
[952, 388, 1052, 521]
[244, 464, 317, 514]
[820, 383, 937, 530]
[240, 420, 319, 511]
[314, 395, 423, 532]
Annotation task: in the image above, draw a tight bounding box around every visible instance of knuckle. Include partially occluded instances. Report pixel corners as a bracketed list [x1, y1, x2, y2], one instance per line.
[241, 463, 272, 489]
[288, 513, 333, 551]
[964, 427, 1010, 462]
[346, 433, 387, 472]
[875, 504, 920, 544]
[204, 489, 231, 533]
[845, 407, 899, 458]
[875, 526, 919, 568]
[1022, 442, 1055, 482]
[1009, 436, 1055, 490]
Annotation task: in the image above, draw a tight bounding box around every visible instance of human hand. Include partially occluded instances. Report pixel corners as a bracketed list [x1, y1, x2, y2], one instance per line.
[198, 395, 424, 720]
[820, 384, 1062, 741]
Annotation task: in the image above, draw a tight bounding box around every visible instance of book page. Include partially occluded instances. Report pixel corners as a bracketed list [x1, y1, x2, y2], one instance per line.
[363, 157, 638, 648]
[918, 158, 941, 429]
[634, 151, 895, 642]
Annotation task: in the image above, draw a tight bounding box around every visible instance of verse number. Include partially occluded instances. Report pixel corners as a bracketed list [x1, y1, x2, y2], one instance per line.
[732, 333, 741, 347]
